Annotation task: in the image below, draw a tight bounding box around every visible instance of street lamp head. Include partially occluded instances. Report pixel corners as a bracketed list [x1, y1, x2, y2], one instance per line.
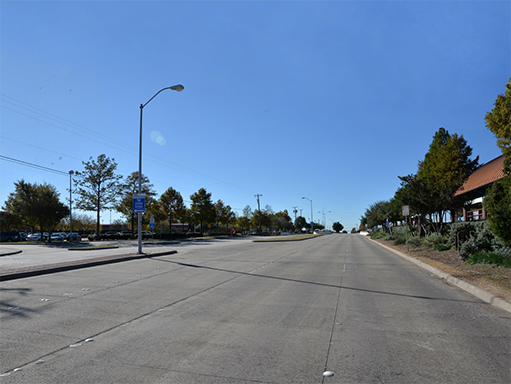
[170, 84, 184, 92]
[69, 170, 74, 175]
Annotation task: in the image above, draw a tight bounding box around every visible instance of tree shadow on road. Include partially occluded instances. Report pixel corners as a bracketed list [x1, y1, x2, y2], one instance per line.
[0, 287, 38, 318]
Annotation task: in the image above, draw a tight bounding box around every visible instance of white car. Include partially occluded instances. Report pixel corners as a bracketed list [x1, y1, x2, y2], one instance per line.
[27, 233, 47, 241]
[50, 233, 66, 241]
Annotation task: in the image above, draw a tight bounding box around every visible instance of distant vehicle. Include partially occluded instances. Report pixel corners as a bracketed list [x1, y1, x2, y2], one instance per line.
[67, 233, 81, 242]
[319, 229, 332, 235]
[0, 231, 21, 242]
[50, 233, 66, 241]
[27, 233, 48, 241]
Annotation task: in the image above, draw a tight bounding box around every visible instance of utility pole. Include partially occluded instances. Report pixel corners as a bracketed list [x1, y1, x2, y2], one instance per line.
[292, 206, 298, 222]
[255, 194, 263, 234]
[299, 209, 303, 217]
[318, 208, 331, 229]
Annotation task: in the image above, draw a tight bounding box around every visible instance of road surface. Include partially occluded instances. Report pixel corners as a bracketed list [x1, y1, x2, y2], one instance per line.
[1, 235, 509, 383]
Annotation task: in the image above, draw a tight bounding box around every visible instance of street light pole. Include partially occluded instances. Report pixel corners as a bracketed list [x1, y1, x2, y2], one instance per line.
[138, 84, 184, 254]
[302, 197, 313, 233]
[69, 170, 74, 240]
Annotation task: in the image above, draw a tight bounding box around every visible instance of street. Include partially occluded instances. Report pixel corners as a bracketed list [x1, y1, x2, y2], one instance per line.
[1, 235, 509, 383]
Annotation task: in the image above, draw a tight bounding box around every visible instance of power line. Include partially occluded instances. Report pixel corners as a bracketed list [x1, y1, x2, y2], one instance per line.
[0, 155, 75, 177]
[1, 94, 256, 194]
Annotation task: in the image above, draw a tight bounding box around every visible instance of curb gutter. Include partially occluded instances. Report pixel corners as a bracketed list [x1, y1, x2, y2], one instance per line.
[367, 238, 511, 314]
[0, 250, 177, 282]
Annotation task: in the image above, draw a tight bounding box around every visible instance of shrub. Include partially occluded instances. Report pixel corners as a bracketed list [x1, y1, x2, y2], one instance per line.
[467, 252, 511, 268]
[408, 236, 422, 247]
[422, 233, 446, 247]
[460, 237, 478, 260]
[449, 221, 477, 246]
[434, 244, 451, 252]
[381, 233, 392, 241]
[370, 231, 384, 239]
[394, 237, 406, 245]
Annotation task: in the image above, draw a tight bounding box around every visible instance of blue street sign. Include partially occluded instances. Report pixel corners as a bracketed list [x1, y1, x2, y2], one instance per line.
[133, 194, 145, 213]
[150, 223, 155, 229]
[310, 221, 314, 227]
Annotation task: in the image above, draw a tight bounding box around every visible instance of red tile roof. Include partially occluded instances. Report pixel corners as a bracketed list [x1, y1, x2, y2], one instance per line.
[455, 155, 505, 196]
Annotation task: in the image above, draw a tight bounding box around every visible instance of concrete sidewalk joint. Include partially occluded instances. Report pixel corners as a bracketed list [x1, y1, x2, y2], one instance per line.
[366, 237, 511, 314]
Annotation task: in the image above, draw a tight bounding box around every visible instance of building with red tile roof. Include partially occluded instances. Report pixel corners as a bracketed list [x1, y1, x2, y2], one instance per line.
[454, 155, 505, 221]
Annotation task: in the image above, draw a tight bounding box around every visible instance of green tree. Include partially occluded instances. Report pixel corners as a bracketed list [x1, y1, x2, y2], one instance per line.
[3, 180, 69, 237]
[146, 199, 165, 233]
[214, 200, 236, 231]
[116, 172, 157, 237]
[74, 155, 122, 239]
[363, 200, 389, 229]
[485, 78, 511, 173]
[0, 211, 23, 231]
[399, 128, 478, 233]
[160, 187, 186, 234]
[484, 79, 511, 246]
[295, 216, 307, 231]
[235, 216, 251, 232]
[189, 188, 216, 236]
[484, 176, 511, 246]
[332, 222, 344, 233]
[251, 210, 272, 232]
[273, 210, 293, 231]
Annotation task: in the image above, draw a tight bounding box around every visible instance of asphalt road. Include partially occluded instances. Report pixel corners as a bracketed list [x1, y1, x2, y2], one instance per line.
[0, 235, 509, 383]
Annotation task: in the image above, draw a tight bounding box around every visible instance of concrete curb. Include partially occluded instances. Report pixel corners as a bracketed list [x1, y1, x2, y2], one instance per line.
[0, 249, 23, 257]
[0, 250, 177, 282]
[366, 238, 511, 314]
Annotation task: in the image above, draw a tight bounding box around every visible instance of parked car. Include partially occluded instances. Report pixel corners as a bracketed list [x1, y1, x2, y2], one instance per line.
[67, 233, 81, 242]
[27, 233, 48, 241]
[0, 231, 21, 242]
[50, 233, 66, 241]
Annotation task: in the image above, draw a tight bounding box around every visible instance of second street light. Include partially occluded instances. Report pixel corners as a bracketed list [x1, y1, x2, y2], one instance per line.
[302, 196, 313, 234]
[137, 84, 184, 254]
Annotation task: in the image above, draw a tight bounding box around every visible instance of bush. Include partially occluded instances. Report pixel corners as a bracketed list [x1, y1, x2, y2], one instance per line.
[434, 244, 451, 252]
[394, 237, 406, 245]
[422, 233, 446, 247]
[381, 233, 391, 241]
[370, 231, 385, 239]
[408, 236, 422, 247]
[460, 237, 478, 260]
[449, 221, 477, 246]
[467, 252, 511, 268]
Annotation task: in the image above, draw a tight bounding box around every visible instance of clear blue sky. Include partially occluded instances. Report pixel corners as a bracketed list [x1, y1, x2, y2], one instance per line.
[1, 1, 509, 230]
